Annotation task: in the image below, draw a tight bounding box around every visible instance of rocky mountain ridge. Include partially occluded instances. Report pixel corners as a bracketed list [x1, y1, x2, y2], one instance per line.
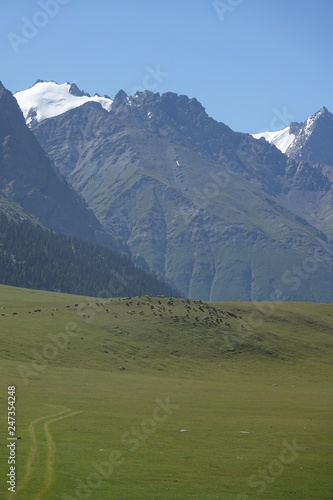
[26, 84, 333, 301]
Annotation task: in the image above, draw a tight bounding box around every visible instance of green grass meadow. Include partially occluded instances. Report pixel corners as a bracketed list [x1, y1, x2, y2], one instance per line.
[0, 284, 332, 499]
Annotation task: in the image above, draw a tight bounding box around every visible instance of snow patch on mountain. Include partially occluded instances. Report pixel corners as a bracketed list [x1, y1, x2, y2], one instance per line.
[14, 81, 113, 126]
[252, 126, 295, 154]
[252, 108, 331, 156]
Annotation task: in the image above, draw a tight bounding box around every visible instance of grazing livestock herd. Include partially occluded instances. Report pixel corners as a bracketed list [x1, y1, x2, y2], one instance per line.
[0, 295, 242, 329]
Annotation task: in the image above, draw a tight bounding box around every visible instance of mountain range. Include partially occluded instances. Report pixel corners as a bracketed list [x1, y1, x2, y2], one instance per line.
[2, 80, 332, 301]
[0, 80, 180, 297]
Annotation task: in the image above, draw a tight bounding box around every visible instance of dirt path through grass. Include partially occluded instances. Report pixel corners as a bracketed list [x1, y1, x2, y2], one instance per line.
[14, 405, 81, 500]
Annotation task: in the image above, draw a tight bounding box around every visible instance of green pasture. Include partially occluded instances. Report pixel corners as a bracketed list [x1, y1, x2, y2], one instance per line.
[0, 284, 332, 499]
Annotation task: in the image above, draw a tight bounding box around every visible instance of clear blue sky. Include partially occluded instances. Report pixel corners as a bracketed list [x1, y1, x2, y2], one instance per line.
[1, 0, 332, 132]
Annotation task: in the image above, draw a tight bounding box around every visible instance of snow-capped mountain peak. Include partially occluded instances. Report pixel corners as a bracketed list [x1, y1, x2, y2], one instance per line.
[303, 106, 328, 138]
[14, 80, 113, 126]
[252, 107, 332, 156]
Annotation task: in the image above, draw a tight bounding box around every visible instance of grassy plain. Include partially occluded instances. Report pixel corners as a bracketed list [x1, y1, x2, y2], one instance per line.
[0, 284, 332, 499]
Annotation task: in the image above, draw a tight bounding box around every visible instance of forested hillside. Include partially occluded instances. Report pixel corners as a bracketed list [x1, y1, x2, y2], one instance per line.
[0, 212, 178, 297]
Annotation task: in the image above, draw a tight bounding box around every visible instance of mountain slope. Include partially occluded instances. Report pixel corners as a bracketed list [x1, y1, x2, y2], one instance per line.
[0, 81, 122, 250]
[253, 107, 333, 239]
[0, 211, 179, 297]
[31, 89, 333, 301]
[0, 191, 40, 224]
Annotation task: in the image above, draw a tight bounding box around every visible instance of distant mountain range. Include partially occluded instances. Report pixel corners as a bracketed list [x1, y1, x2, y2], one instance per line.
[2, 80, 332, 301]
